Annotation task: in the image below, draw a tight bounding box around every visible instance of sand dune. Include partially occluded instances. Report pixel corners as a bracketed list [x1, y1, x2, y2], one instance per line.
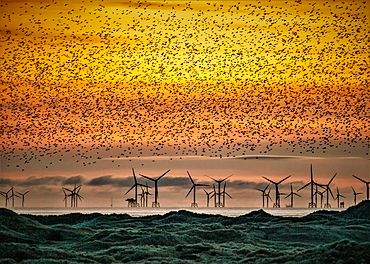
[1, 201, 369, 263]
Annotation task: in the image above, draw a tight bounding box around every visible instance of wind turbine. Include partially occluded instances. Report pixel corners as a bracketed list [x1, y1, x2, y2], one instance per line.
[206, 174, 232, 207]
[0, 188, 13, 208]
[144, 183, 152, 207]
[255, 184, 270, 208]
[317, 173, 337, 208]
[139, 187, 145, 207]
[351, 186, 362, 205]
[335, 187, 345, 208]
[63, 184, 83, 207]
[62, 188, 69, 207]
[352, 175, 369, 200]
[297, 164, 317, 208]
[284, 183, 301, 208]
[265, 188, 273, 208]
[262, 175, 291, 208]
[221, 182, 232, 207]
[74, 185, 83, 207]
[140, 169, 170, 207]
[203, 189, 213, 207]
[185, 171, 209, 207]
[210, 184, 217, 207]
[314, 189, 325, 208]
[125, 168, 147, 207]
[16, 190, 30, 208]
[9, 187, 20, 207]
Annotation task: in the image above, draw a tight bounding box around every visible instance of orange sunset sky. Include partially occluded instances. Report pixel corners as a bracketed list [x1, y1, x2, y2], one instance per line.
[0, 0, 369, 208]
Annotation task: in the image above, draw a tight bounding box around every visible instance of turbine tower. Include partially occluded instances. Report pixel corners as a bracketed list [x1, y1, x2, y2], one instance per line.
[207, 174, 232, 207]
[203, 189, 213, 207]
[335, 187, 345, 208]
[352, 175, 369, 200]
[125, 168, 148, 207]
[255, 184, 270, 208]
[16, 190, 30, 208]
[0, 188, 13, 208]
[284, 183, 301, 208]
[262, 175, 291, 208]
[221, 182, 232, 207]
[297, 164, 317, 208]
[351, 186, 362, 205]
[140, 169, 170, 207]
[185, 171, 209, 207]
[317, 173, 337, 208]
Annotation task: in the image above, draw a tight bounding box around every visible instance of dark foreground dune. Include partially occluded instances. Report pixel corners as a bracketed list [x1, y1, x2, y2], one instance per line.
[1, 202, 369, 264]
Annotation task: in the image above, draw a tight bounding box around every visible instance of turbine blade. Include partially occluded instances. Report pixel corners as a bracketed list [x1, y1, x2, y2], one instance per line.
[187, 171, 195, 184]
[222, 174, 233, 182]
[262, 176, 276, 184]
[137, 183, 151, 188]
[328, 187, 335, 199]
[297, 182, 310, 191]
[263, 184, 270, 192]
[206, 175, 217, 182]
[158, 169, 170, 180]
[185, 186, 194, 198]
[328, 173, 337, 186]
[353, 175, 368, 184]
[125, 185, 135, 195]
[132, 168, 137, 184]
[278, 175, 291, 184]
[140, 174, 155, 181]
[195, 184, 209, 187]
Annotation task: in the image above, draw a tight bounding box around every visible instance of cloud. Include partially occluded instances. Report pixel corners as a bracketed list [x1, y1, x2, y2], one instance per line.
[86, 175, 131, 187]
[0, 175, 85, 187]
[63, 175, 85, 185]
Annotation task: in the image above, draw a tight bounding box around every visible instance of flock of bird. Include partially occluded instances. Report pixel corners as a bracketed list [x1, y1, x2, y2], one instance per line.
[0, 1, 368, 184]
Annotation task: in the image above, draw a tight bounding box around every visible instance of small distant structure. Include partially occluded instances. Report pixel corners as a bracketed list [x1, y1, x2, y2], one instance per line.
[203, 189, 214, 207]
[62, 184, 83, 207]
[335, 187, 345, 208]
[140, 169, 170, 207]
[262, 175, 291, 208]
[185, 171, 209, 207]
[255, 184, 270, 208]
[265, 188, 272, 208]
[143, 183, 152, 207]
[125, 168, 149, 207]
[210, 184, 217, 207]
[0, 187, 13, 208]
[284, 183, 301, 208]
[352, 175, 369, 200]
[126, 198, 136, 207]
[351, 186, 362, 205]
[317, 173, 337, 208]
[221, 182, 232, 207]
[207, 174, 232, 207]
[314, 188, 325, 208]
[10, 187, 19, 207]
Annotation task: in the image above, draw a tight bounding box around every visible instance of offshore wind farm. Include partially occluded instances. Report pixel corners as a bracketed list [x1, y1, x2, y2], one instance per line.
[0, 0, 369, 263]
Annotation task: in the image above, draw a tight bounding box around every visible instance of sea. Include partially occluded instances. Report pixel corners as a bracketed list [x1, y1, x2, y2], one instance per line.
[11, 207, 345, 217]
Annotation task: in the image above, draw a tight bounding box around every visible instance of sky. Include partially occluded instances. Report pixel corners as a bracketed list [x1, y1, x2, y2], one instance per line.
[0, 0, 369, 208]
